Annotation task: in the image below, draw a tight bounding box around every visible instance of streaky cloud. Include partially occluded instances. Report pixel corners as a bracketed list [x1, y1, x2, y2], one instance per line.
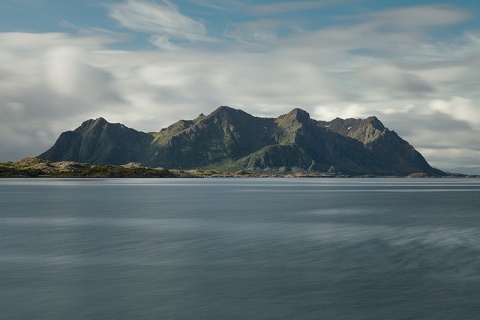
[252, 0, 350, 15]
[353, 5, 471, 30]
[108, 0, 212, 48]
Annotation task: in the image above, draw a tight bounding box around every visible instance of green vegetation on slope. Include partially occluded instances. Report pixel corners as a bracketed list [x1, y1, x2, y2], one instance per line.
[0, 158, 175, 178]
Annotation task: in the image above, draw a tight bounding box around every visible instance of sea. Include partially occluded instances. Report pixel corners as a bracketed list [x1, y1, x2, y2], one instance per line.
[0, 178, 479, 320]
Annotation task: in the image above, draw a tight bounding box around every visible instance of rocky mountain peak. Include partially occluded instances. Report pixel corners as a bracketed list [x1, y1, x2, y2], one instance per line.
[94, 117, 108, 124]
[203, 105, 249, 124]
[87, 117, 108, 125]
[284, 108, 310, 122]
[213, 105, 235, 112]
[275, 108, 311, 129]
[78, 117, 109, 131]
[210, 105, 240, 117]
[365, 116, 385, 131]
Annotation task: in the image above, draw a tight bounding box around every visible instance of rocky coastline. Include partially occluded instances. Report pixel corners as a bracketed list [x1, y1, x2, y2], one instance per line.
[1, 158, 473, 178]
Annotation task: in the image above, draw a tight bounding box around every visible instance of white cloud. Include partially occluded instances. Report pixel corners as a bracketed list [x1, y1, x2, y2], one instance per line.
[314, 104, 373, 121]
[419, 148, 480, 169]
[45, 46, 87, 96]
[108, 0, 211, 48]
[364, 5, 471, 30]
[225, 22, 277, 44]
[252, 1, 341, 15]
[429, 97, 480, 126]
[0, 33, 122, 161]
[358, 64, 434, 96]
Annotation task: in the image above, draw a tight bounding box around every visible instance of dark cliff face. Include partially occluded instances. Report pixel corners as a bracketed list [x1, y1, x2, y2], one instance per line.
[316, 116, 444, 175]
[38, 118, 153, 166]
[38, 107, 445, 176]
[146, 106, 277, 168]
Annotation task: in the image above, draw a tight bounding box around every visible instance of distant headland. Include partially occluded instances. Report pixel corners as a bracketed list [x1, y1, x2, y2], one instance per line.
[2, 107, 475, 178]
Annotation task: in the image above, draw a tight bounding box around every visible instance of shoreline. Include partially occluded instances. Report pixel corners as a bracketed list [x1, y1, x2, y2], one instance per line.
[1, 158, 476, 179]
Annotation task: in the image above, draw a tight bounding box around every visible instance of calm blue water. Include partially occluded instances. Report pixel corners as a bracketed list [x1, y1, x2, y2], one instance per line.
[1, 178, 479, 320]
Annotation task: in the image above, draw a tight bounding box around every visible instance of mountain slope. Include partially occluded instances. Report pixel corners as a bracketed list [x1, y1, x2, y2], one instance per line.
[39, 118, 153, 166]
[38, 107, 445, 176]
[316, 116, 443, 175]
[146, 106, 277, 168]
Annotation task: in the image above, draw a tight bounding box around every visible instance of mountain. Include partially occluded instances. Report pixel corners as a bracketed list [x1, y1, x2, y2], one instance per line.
[38, 106, 445, 176]
[39, 117, 153, 165]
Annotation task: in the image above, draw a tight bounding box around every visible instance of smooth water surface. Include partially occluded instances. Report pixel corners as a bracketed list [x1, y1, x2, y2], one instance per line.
[1, 178, 479, 319]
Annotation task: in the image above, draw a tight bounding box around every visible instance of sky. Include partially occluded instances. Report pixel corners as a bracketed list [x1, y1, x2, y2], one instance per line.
[0, 0, 479, 173]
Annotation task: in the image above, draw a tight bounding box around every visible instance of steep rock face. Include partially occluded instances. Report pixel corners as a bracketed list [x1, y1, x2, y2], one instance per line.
[146, 106, 277, 168]
[317, 117, 443, 175]
[234, 145, 317, 172]
[39, 118, 153, 165]
[265, 109, 376, 174]
[320, 116, 386, 144]
[38, 107, 444, 176]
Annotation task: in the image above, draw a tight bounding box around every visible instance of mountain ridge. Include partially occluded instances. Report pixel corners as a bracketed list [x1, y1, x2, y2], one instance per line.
[38, 106, 445, 176]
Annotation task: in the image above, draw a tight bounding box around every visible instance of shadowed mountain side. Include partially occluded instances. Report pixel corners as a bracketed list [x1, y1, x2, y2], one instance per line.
[39, 118, 154, 166]
[146, 106, 278, 168]
[316, 116, 444, 175]
[38, 106, 445, 176]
